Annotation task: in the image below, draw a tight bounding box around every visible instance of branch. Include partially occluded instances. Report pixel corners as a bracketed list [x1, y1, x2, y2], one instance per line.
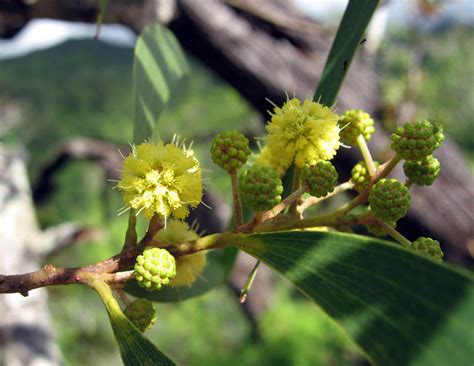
[0, 263, 136, 296]
[0, 231, 237, 295]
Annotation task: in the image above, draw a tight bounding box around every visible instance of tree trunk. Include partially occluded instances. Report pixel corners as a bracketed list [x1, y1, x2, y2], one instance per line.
[0, 145, 61, 366]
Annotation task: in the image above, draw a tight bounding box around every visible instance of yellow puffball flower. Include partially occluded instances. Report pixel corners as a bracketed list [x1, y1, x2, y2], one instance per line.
[261, 98, 340, 175]
[254, 145, 292, 178]
[153, 220, 207, 287]
[170, 252, 207, 287]
[118, 141, 202, 220]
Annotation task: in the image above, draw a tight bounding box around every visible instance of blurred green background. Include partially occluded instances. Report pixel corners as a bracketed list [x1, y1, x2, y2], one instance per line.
[0, 19, 472, 366]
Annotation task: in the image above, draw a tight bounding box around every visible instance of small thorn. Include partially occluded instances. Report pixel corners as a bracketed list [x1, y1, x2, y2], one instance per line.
[20, 291, 29, 297]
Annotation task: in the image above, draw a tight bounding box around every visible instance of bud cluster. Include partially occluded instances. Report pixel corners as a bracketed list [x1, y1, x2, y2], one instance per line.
[239, 166, 283, 211]
[210, 130, 251, 172]
[411, 237, 444, 262]
[368, 179, 410, 223]
[302, 160, 338, 198]
[339, 109, 375, 146]
[124, 298, 156, 332]
[391, 119, 444, 161]
[134, 247, 176, 291]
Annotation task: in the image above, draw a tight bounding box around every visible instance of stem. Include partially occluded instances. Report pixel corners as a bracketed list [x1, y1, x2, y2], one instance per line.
[298, 181, 353, 213]
[0, 266, 135, 295]
[257, 155, 403, 232]
[239, 260, 260, 303]
[289, 166, 302, 216]
[230, 170, 244, 228]
[380, 221, 412, 248]
[167, 232, 236, 257]
[103, 270, 135, 283]
[329, 192, 367, 217]
[88, 277, 123, 316]
[377, 155, 402, 181]
[255, 211, 338, 232]
[143, 214, 163, 243]
[114, 287, 133, 307]
[356, 134, 377, 178]
[123, 209, 137, 250]
[262, 186, 307, 221]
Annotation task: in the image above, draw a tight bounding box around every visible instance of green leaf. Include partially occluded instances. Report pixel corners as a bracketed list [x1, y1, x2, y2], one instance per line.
[108, 311, 175, 366]
[133, 24, 189, 143]
[235, 231, 474, 366]
[281, 1, 379, 195]
[125, 247, 238, 302]
[314, 0, 379, 106]
[92, 279, 175, 365]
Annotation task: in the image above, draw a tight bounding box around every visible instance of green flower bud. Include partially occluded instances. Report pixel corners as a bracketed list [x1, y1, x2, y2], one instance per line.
[411, 237, 443, 262]
[338, 109, 375, 146]
[124, 298, 156, 332]
[351, 160, 380, 193]
[368, 179, 410, 222]
[134, 248, 176, 291]
[391, 120, 444, 161]
[210, 130, 251, 172]
[302, 160, 338, 198]
[403, 155, 440, 186]
[240, 166, 283, 211]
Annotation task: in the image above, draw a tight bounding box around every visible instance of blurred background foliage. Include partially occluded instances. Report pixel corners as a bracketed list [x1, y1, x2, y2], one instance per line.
[0, 18, 472, 366]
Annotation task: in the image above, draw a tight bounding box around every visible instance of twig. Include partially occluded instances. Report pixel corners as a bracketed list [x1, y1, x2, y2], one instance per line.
[379, 221, 412, 248]
[298, 181, 353, 213]
[289, 166, 302, 217]
[230, 170, 244, 228]
[356, 134, 377, 178]
[142, 214, 163, 243]
[122, 209, 137, 250]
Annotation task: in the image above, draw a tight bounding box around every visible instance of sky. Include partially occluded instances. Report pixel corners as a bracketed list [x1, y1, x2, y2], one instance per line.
[0, 0, 473, 60]
[0, 21, 135, 59]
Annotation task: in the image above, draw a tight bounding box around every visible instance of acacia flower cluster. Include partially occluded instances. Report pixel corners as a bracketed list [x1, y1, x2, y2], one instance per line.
[117, 141, 202, 220]
[256, 98, 341, 177]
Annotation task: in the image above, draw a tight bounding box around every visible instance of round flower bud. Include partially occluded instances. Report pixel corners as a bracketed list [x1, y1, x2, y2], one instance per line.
[411, 237, 443, 262]
[240, 166, 283, 211]
[210, 130, 251, 172]
[124, 298, 156, 332]
[391, 120, 444, 161]
[338, 109, 375, 145]
[403, 155, 441, 186]
[302, 160, 338, 198]
[368, 179, 410, 223]
[351, 160, 380, 193]
[134, 247, 176, 291]
[365, 220, 395, 238]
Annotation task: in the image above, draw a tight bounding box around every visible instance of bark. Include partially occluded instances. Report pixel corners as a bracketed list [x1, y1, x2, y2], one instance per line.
[0, 145, 61, 366]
